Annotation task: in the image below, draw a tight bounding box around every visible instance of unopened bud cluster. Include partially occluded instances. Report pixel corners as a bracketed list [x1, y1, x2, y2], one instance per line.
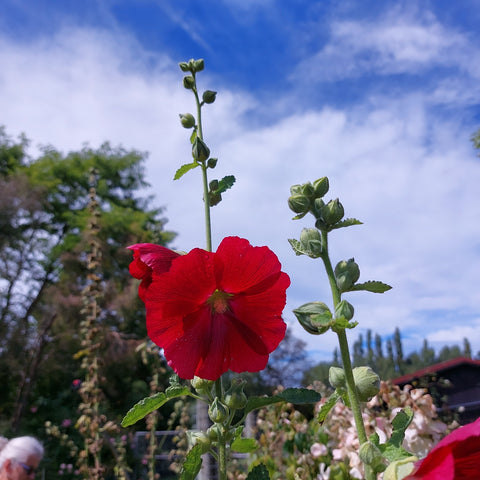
[288, 177, 345, 231]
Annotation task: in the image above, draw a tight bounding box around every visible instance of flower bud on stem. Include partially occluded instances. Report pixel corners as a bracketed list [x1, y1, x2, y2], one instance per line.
[320, 228, 376, 480]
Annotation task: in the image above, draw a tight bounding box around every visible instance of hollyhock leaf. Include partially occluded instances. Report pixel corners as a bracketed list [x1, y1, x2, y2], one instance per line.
[121, 388, 192, 427]
[174, 161, 199, 180]
[317, 391, 341, 423]
[180, 444, 203, 480]
[215, 175, 236, 194]
[231, 437, 258, 453]
[278, 388, 321, 404]
[348, 281, 392, 293]
[244, 389, 320, 415]
[246, 464, 270, 480]
[389, 408, 414, 448]
[288, 238, 308, 256]
[330, 218, 363, 230]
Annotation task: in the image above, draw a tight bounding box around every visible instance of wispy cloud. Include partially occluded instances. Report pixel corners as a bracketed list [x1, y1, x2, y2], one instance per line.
[293, 5, 475, 84]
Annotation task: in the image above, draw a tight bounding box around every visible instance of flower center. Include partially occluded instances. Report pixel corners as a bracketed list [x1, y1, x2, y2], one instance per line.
[207, 289, 233, 314]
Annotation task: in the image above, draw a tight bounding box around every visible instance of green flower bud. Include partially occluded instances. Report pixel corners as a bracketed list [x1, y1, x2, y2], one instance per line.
[179, 61, 190, 72]
[313, 177, 329, 197]
[192, 58, 205, 72]
[321, 198, 344, 225]
[290, 184, 303, 195]
[311, 198, 325, 218]
[209, 179, 219, 191]
[187, 431, 211, 453]
[192, 137, 210, 162]
[335, 300, 355, 321]
[224, 378, 247, 410]
[183, 75, 195, 90]
[383, 457, 418, 480]
[202, 90, 217, 104]
[179, 113, 195, 128]
[293, 302, 333, 335]
[300, 228, 322, 257]
[207, 157, 218, 169]
[301, 182, 314, 197]
[359, 442, 385, 471]
[334, 258, 360, 292]
[191, 376, 214, 396]
[206, 425, 220, 442]
[353, 366, 381, 402]
[288, 194, 310, 214]
[329, 366, 346, 389]
[208, 398, 229, 424]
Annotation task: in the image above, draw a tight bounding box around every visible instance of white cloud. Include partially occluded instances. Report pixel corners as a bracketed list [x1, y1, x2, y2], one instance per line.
[293, 5, 477, 86]
[1, 21, 479, 364]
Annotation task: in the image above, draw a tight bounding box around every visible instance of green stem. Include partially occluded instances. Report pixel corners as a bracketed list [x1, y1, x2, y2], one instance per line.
[192, 76, 213, 252]
[321, 231, 376, 480]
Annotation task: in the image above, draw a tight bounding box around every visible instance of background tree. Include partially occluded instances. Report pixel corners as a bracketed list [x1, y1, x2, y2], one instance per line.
[0, 127, 175, 436]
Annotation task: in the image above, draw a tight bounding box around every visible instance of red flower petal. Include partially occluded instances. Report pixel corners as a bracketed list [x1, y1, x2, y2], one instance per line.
[405, 417, 480, 479]
[144, 236, 290, 380]
[127, 243, 181, 301]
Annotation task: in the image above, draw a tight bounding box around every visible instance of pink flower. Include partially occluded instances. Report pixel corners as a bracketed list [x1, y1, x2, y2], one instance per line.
[405, 416, 480, 479]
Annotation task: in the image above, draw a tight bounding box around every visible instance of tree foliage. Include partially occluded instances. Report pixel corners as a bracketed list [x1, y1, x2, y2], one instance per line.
[0, 127, 175, 436]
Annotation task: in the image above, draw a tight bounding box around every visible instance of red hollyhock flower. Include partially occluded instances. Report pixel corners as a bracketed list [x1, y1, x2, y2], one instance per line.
[405, 416, 480, 479]
[127, 243, 181, 301]
[142, 236, 290, 380]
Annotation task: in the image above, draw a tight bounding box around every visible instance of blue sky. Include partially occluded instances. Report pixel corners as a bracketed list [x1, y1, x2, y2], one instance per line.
[1, 0, 480, 364]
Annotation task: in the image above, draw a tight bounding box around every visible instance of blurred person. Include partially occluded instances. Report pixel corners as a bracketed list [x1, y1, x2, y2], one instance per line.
[0, 436, 43, 479]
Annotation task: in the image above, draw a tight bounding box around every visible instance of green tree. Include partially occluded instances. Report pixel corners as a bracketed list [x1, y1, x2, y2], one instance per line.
[0, 128, 175, 435]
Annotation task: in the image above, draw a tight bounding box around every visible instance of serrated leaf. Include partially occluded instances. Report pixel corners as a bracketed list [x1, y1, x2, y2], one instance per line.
[244, 388, 321, 415]
[389, 408, 414, 448]
[348, 281, 392, 293]
[231, 437, 258, 453]
[317, 391, 341, 423]
[180, 444, 203, 480]
[216, 175, 236, 194]
[174, 162, 199, 180]
[246, 464, 270, 480]
[121, 387, 192, 426]
[278, 388, 322, 404]
[288, 238, 307, 256]
[330, 218, 363, 230]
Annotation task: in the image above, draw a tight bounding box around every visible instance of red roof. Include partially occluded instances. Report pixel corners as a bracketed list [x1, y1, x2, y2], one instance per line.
[392, 357, 480, 385]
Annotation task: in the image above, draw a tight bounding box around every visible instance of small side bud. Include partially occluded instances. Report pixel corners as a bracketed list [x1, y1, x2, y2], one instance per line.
[224, 378, 248, 410]
[192, 137, 210, 162]
[329, 366, 346, 389]
[321, 198, 344, 225]
[208, 398, 229, 424]
[179, 113, 195, 128]
[383, 457, 418, 480]
[187, 431, 211, 453]
[288, 194, 310, 214]
[207, 157, 218, 168]
[334, 258, 360, 292]
[335, 300, 355, 320]
[202, 90, 217, 104]
[293, 302, 332, 335]
[301, 182, 314, 197]
[191, 376, 214, 396]
[183, 75, 195, 90]
[300, 228, 322, 257]
[193, 58, 205, 72]
[359, 442, 385, 472]
[311, 198, 325, 218]
[290, 184, 303, 195]
[313, 177, 329, 197]
[353, 366, 380, 402]
[179, 61, 190, 72]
